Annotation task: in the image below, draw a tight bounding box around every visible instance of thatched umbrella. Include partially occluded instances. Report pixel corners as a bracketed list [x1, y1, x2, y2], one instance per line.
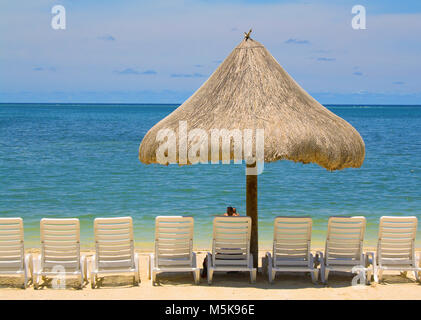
[139, 31, 365, 267]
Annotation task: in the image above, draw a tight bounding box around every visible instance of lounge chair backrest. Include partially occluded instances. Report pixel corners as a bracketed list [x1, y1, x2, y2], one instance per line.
[155, 216, 194, 268]
[273, 216, 312, 266]
[94, 217, 134, 269]
[212, 216, 251, 267]
[0, 218, 24, 270]
[325, 216, 366, 265]
[378, 216, 418, 266]
[40, 218, 80, 270]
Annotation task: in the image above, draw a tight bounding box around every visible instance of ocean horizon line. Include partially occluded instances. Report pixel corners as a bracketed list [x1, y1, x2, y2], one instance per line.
[1, 102, 421, 107]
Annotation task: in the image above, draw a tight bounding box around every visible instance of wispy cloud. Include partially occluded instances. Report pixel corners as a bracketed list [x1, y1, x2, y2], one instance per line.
[141, 70, 158, 75]
[114, 68, 157, 75]
[314, 49, 332, 53]
[32, 66, 56, 72]
[98, 34, 116, 41]
[212, 60, 222, 64]
[353, 71, 363, 76]
[170, 73, 206, 78]
[285, 38, 310, 45]
[194, 64, 204, 68]
[393, 81, 405, 85]
[317, 57, 336, 62]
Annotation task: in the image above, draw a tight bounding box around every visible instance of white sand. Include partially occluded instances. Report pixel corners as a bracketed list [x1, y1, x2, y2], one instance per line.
[0, 250, 420, 300]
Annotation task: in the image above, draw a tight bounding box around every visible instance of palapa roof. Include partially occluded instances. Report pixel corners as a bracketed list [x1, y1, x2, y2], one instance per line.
[139, 35, 365, 171]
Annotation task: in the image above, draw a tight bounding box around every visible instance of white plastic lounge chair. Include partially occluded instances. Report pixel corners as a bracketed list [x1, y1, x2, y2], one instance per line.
[34, 218, 87, 289]
[149, 216, 199, 285]
[91, 217, 139, 288]
[0, 218, 33, 288]
[371, 216, 421, 283]
[317, 216, 371, 284]
[263, 216, 318, 283]
[207, 216, 256, 284]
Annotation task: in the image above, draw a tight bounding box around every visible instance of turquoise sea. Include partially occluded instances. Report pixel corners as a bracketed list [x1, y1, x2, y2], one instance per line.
[1, 104, 420, 249]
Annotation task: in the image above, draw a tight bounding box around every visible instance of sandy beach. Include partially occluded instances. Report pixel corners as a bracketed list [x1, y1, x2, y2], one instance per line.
[1, 249, 420, 300]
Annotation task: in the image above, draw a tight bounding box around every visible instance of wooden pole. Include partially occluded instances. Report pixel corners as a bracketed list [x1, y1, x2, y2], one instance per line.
[246, 164, 258, 268]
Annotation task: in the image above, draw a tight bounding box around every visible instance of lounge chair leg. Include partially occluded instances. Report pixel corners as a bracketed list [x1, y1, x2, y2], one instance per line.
[267, 253, 274, 284]
[33, 255, 41, 290]
[91, 272, 96, 289]
[134, 253, 140, 285]
[271, 270, 276, 284]
[207, 253, 213, 285]
[208, 269, 214, 285]
[151, 271, 157, 286]
[366, 269, 372, 285]
[324, 269, 329, 284]
[261, 256, 267, 277]
[250, 269, 256, 283]
[311, 269, 318, 283]
[79, 256, 86, 288]
[148, 254, 153, 280]
[373, 264, 379, 283]
[90, 255, 96, 289]
[317, 252, 326, 284]
[191, 252, 199, 284]
[414, 271, 420, 283]
[24, 254, 33, 287]
[378, 269, 383, 283]
[193, 270, 200, 285]
[79, 274, 83, 289]
[34, 274, 40, 290]
[23, 268, 28, 289]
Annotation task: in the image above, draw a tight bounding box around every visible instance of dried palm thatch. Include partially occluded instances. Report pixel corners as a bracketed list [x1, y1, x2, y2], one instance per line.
[139, 37, 365, 170]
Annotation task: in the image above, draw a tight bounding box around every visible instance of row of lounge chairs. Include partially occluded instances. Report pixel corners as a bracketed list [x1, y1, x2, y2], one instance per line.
[0, 215, 420, 289]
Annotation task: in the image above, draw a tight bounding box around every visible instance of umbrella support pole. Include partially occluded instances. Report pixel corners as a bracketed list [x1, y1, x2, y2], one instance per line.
[246, 166, 258, 269]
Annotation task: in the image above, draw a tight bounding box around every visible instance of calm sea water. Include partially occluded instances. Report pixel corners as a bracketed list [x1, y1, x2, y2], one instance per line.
[1, 104, 420, 249]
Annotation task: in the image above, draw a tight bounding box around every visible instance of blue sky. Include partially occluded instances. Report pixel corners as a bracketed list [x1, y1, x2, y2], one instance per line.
[1, 0, 420, 104]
